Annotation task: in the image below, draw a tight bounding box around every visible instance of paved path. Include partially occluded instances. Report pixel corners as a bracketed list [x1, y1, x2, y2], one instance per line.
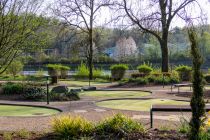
[0, 85, 198, 131]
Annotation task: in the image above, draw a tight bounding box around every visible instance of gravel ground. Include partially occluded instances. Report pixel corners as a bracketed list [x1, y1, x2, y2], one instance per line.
[0, 85, 203, 132]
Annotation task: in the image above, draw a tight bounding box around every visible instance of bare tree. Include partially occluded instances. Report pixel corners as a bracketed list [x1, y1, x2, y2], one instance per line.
[0, 0, 45, 73]
[117, 0, 200, 72]
[53, 0, 112, 80]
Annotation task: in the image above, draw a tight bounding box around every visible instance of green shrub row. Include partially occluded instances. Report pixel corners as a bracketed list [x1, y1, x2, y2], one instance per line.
[52, 114, 145, 139]
[128, 73, 180, 85]
[2, 82, 46, 100]
[1, 82, 80, 101]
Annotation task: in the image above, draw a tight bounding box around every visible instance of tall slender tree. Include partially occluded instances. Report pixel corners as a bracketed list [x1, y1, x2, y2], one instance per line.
[188, 27, 205, 140]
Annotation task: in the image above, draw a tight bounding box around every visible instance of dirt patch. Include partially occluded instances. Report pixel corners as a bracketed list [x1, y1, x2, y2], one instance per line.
[127, 130, 187, 140]
[0, 130, 187, 140]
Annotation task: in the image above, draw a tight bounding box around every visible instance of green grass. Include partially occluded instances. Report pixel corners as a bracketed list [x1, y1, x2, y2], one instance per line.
[80, 91, 150, 98]
[96, 99, 189, 111]
[0, 105, 60, 116]
[59, 80, 112, 87]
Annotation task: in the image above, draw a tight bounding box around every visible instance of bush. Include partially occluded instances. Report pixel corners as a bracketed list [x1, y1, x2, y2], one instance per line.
[110, 64, 128, 81]
[6, 60, 24, 78]
[66, 91, 80, 100]
[131, 73, 147, 79]
[22, 87, 46, 101]
[76, 62, 89, 78]
[129, 77, 148, 85]
[95, 114, 145, 138]
[52, 116, 93, 139]
[137, 64, 153, 74]
[75, 62, 103, 79]
[205, 75, 210, 83]
[175, 65, 192, 81]
[178, 118, 190, 134]
[153, 76, 170, 85]
[149, 74, 179, 85]
[2, 82, 23, 94]
[136, 78, 149, 85]
[50, 91, 80, 101]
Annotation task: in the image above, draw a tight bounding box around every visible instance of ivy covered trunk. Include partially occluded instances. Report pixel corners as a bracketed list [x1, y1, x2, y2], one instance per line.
[188, 28, 205, 140]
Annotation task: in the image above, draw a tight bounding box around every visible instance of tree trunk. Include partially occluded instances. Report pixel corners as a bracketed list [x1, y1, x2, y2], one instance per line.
[88, 31, 93, 80]
[88, 0, 94, 81]
[160, 41, 169, 72]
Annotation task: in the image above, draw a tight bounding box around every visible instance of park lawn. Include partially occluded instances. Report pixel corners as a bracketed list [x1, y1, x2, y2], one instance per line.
[96, 99, 189, 111]
[0, 105, 59, 116]
[80, 91, 150, 98]
[59, 80, 112, 87]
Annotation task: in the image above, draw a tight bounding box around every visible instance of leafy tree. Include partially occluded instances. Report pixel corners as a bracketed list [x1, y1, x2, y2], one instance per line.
[117, 0, 200, 72]
[0, 0, 47, 73]
[6, 61, 24, 78]
[198, 31, 210, 60]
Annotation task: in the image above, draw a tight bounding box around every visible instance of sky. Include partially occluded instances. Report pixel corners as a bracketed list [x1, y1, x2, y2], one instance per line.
[44, 0, 210, 28]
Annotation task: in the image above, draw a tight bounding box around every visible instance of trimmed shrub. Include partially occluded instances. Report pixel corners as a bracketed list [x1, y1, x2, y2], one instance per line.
[110, 64, 128, 81]
[46, 64, 61, 76]
[22, 87, 46, 101]
[137, 64, 153, 74]
[175, 65, 192, 81]
[46, 64, 61, 84]
[95, 114, 145, 138]
[52, 116, 93, 139]
[60, 65, 70, 79]
[2, 82, 23, 94]
[205, 75, 210, 83]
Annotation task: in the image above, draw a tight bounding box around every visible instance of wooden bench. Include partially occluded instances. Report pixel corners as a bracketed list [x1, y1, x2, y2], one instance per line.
[173, 83, 192, 93]
[150, 105, 210, 128]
